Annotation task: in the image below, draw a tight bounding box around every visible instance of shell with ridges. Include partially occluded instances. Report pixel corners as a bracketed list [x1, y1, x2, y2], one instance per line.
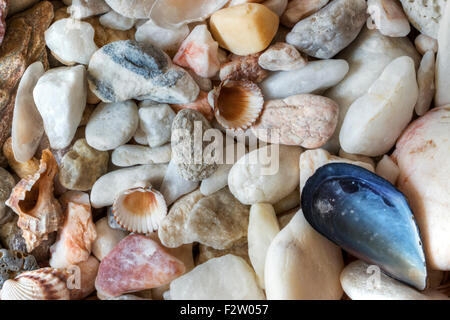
[0, 268, 70, 300]
[209, 80, 264, 131]
[112, 187, 167, 234]
[5, 149, 63, 252]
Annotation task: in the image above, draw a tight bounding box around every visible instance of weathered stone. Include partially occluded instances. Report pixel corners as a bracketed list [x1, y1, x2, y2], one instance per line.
[138, 101, 175, 148]
[68, 0, 110, 19]
[219, 53, 268, 83]
[197, 239, 250, 266]
[414, 34, 438, 55]
[399, 0, 447, 38]
[263, 0, 288, 16]
[104, 0, 155, 19]
[59, 139, 109, 191]
[281, 0, 329, 27]
[366, 0, 410, 37]
[111, 144, 171, 167]
[91, 217, 127, 261]
[258, 42, 307, 72]
[158, 188, 249, 250]
[286, 0, 367, 59]
[99, 10, 135, 31]
[0, 249, 38, 289]
[69, 255, 99, 300]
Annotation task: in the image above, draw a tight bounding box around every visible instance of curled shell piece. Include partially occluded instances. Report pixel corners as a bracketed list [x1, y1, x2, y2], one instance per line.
[0, 267, 70, 300]
[112, 187, 167, 234]
[209, 80, 264, 131]
[5, 150, 63, 252]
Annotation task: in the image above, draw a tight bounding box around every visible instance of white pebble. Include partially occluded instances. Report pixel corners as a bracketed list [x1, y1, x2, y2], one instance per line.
[376, 155, 400, 185]
[414, 34, 438, 55]
[135, 19, 189, 53]
[366, 0, 410, 37]
[435, 0, 450, 107]
[415, 50, 435, 116]
[68, 0, 110, 19]
[99, 10, 136, 31]
[92, 217, 128, 261]
[111, 144, 171, 166]
[139, 101, 176, 148]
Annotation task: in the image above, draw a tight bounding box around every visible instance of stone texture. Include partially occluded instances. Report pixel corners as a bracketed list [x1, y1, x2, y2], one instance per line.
[281, 0, 328, 27]
[99, 10, 135, 31]
[3, 137, 40, 179]
[111, 144, 171, 167]
[104, 0, 155, 19]
[414, 34, 438, 55]
[0, 0, 6, 45]
[375, 155, 399, 185]
[91, 217, 127, 261]
[435, 0, 450, 107]
[399, 0, 447, 38]
[273, 188, 300, 214]
[197, 239, 250, 266]
[258, 42, 307, 71]
[158, 188, 249, 250]
[219, 53, 268, 83]
[286, 0, 367, 59]
[138, 101, 176, 148]
[59, 139, 109, 191]
[7, 0, 39, 16]
[367, 0, 410, 37]
[69, 255, 99, 300]
[415, 51, 435, 116]
[68, 0, 110, 19]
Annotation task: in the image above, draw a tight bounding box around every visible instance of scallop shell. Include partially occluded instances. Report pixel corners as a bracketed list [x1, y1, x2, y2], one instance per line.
[112, 187, 167, 234]
[209, 80, 264, 131]
[0, 268, 70, 300]
[5, 149, 63, 252]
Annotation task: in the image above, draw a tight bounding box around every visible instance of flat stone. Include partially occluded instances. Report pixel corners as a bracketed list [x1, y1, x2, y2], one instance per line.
[33, 65, 87, 149]
[259, 59, 349, 100]
[88, 40, 199, 104]
[399, 0, 447, 38]
[138, 101, 175, 148]
[85, 101, 139, 151]
[111, 144, 171, 166]
[286, 0, 367, 59]
[435, 1, 450, 107]
[99, 10, 135, 31]
[91, 217, 127, 261]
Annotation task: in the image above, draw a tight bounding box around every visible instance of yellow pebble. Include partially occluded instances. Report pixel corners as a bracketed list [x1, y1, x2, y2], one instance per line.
[210, 3, 279, 56]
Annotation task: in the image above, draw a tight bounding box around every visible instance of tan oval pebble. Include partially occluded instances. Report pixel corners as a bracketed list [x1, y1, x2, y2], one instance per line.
[252, 94, 339, 148]
[414, 34, 438, 56]
[258, 42, 307, 71]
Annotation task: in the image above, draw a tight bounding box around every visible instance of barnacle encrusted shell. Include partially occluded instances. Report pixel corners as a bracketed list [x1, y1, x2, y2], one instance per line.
[0, 267, 70, 300]
[112, 187, 167, 234]
[5, 150, 63, 252]
[209, 80, 264, 131]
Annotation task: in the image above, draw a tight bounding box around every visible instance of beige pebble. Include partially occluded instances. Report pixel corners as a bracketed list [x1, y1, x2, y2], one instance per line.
[272, 187, 300, 215]
[196, 239, 250, 266]
[338, 149, 375, 168]
[414, 34, 438, 55]
[375, 155, 400, 185]
[91, 217, 128, 261]
[258, 42, 307, 71]
[415, 50, 435, 116]
[281, 0, 329, 27]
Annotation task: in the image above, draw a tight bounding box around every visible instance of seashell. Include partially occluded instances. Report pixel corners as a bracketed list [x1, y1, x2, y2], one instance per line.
[5, 150, 63, 253]
[301, 163, 427, 290]
[112, 187, 167, 234]
[209, 80, 264, 131]
[0, 267, 70, 300]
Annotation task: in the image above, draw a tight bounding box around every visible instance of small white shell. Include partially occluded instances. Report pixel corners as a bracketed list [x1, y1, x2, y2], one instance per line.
[112, 187, 167, 234]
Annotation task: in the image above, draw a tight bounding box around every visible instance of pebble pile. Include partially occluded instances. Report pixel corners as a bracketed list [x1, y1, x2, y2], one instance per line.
[0, 0, 448, 301]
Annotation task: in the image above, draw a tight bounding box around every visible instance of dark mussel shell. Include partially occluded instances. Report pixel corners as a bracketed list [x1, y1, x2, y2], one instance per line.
[301, 163, 427, 290]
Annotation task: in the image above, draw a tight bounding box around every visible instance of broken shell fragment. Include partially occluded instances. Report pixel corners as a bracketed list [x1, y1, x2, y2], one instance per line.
[210, 80, 264, 131]
[112, 187, 167, 234]
[5, 150, 63, 253]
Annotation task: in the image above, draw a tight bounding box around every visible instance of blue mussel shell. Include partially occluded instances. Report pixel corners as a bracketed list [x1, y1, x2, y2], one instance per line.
[301, 163, 427, 290]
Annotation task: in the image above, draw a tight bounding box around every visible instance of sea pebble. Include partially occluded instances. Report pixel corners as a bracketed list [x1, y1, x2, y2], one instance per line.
[415, 51, 435, 116]
[414, 34, 438, 55]
[111, 144, 171, 166]
[196, 239, 250, 266]
[259, 59, 349, 100]
[286, 0, 367, 59]
[135, 20, 189, 55]
[272, 188, 300, 214]
[338, 149, 375, 168]
[435, 0, 450, 107]
[87, 40, 200, 104]
[281, 0, 329, 27]
[96, 234, 185, 298]
[45, 18, 98, 65]
[392, 106, 450, 270]
[219, 53, 269, 83]
[325, 27, 420, 153]
[158, 189, 249, 249]
[173, 25, 220, 78]
[138, 101, 176, 148]
[375, 155, 399, 185]
[2, 138, 39, 179]
[11, 62, 45, 163]
[0, 168, 15, 223]
[209, 3, 279, 55]
[85, 101, 139, 151]
[258, 42, 307, 72]
[99, 10, 135, 31]
[69, 256, 99, 300]
[159, 160, 199, 206]
[341, 260, 448, 300]
[169, 254, 265, 300]
[90, 164, 168, 208]
[133, 126, 149, 145]
[263, 0, 288, 16]
[59, 139, 109, 191]
[339, 56, 418, 156]
[265, 210, 344, 299]
[399, 0, 447, 38]
[366, 0, 410, 37]
[104, 0, 155, 19]
[91, 217, 127, 261]
[228, 145, 302, 205]
[171, 109, 218, 182]
[171, 91, 214, 122]
[68, 0, 110, 20]
[252, 94, 339, 148]
[248, 203, 280, 288]
[33, 65, 87, 150]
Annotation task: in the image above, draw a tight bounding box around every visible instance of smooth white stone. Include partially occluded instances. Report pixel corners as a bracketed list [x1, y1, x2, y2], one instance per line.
[135, 19, 189, 53]
[248, 203, 280, 289]
[90, 164, 168, 208]
[259, 59, 349, 100]
[339, 56, 418, 156]
[341, 260, 449, 300]
[33, 65, 87, 150]
[415, 50, 435, 116]
[367, 0, 410, 37]
[435, 0, 450, 107]
[228, 145, 302, 205]
[199, 164, 232, 196]
[160, 159, 199, 206]
[273, 188, 300, 214]
[92, 217, 128, 261]
[375, 155, 400, 185]
[265, 210, 344, 299]
[133, 126, 148, 145]
[138, 102, 176, 148]
[68, 0, 110, 19]
[169, 254, 265, 300]
[12, 62, 45, 163]
[414, 34, 438, 55]
[45, 18, 98, 65]
[111, 144, 171, 166]
[99, 10, 135, 31]
[86, 101, 139, 151]
[263, 0, 288, 16]
[104, 0, 155, 19]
